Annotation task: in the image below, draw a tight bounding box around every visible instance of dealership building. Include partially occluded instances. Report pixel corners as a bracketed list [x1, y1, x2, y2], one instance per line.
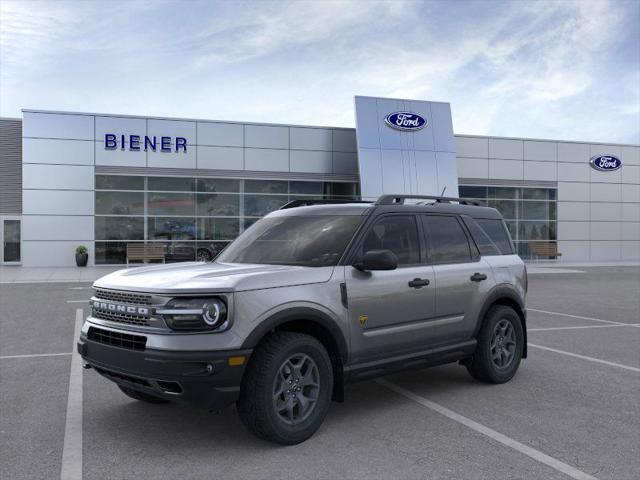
[0, 95, 638, 267]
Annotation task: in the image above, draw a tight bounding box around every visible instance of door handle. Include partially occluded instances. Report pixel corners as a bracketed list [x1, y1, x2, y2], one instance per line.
[408, 278, 430, 288]
[470, 272, 487, 282]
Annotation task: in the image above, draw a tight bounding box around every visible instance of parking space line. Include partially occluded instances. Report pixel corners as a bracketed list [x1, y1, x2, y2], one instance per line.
[376, 378, 599, 480]
[528, 324, 640, 332]
[66, 300, 88, 304]
[528, 308, 626, 326]
[529, 343, 640, 373]
[0, 352, 72, 360]
[60, 308, 83, 480]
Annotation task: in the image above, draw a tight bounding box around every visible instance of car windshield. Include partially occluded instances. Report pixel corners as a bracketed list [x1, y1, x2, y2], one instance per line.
[217, 215, 363, 267]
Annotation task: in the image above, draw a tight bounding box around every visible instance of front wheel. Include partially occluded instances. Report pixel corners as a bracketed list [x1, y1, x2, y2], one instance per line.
[466, 305, 524, 384]
[237, 332, 333, 445]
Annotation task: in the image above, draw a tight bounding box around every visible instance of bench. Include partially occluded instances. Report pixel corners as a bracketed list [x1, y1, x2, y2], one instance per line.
[530, 242, 562, 259]
[126, 244, 165, 265]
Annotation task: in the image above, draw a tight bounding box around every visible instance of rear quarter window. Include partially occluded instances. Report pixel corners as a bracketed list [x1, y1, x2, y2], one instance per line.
[473, 218, 514, 255]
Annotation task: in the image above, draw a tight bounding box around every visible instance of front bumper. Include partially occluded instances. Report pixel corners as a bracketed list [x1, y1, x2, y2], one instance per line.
[78, 334, 251, 411]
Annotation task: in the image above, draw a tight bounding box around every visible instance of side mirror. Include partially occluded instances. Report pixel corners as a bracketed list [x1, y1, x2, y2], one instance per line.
[353, 249, 398, 272]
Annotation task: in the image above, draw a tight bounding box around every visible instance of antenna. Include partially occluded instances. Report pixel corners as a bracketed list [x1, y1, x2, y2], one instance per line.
[440, 186, 447, 197]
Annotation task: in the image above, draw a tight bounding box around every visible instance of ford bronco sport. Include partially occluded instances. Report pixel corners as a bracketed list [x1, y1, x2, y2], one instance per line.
[78, 194, 527, 444]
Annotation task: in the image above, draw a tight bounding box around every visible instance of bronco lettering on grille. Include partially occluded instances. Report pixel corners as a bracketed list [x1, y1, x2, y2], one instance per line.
[93, 301, 149, 316]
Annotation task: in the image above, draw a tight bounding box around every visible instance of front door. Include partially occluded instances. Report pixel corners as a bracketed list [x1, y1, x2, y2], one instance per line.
[345, 214, 435, 363]
[1, 218, 21, 264]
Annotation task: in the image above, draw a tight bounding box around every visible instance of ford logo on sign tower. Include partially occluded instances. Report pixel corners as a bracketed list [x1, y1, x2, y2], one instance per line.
[384, 112, 427, 131]
[590, 155, 622, 172]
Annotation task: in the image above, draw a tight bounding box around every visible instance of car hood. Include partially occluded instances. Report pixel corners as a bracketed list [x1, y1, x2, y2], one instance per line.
[93, 262, 335, 294]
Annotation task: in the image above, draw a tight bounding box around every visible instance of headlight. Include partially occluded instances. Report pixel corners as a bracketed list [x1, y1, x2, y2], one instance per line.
[158, 297, 228, 331]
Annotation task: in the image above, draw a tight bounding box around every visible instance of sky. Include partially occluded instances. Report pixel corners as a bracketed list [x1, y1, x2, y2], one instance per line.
[1, 0, 639, 143]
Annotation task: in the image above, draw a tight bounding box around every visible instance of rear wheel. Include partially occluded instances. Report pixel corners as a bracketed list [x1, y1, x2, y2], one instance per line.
[466, 305, 524, 383]
[118, 385, 169, 404]
[237, 332, 333, 445]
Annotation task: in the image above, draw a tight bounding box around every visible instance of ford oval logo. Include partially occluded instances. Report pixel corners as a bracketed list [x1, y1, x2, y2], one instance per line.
[590, 155, 622, 172]
[384, 112, 427, 131]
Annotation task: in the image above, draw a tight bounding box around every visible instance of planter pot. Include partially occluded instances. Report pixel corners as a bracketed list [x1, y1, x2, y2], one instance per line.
[76, 253, 88, 267]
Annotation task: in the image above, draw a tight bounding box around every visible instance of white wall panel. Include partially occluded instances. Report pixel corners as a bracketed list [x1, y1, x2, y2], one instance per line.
[436, 151, 459, 196]
[290, 128, 332, 151]
[22, 241, 95, 267]
[621, 241, 640, 260]
[524, 141, 556, 161]
[590, 222, 621, 240]
[95, 116, 146, 141]
[23, 190, 94, 215]
[590, 183, 620, 202]
[22, 215, 93, 241]
[455, 136, 488, 158]
[590, 165, 621, 183]
[147, 149, 196, 169]
[23, 164, 94, 190]
[380, 150, 405, 193]
[558, 162, 589, 182]
[557, 221, 590, 240]
[430, 102, 455, 153]
[590, 241, 621, 261]
[590, 203, 621, 221]
[23, 138, 94, 165]
[622, 222, 640, 241]
[557, 142, 589, 163]
[23, 112, 94, 140]
[245, 125, 288, 149]
[557, 241, 589, 261]
[332, 152, 358, 174]
[290, 150, 332, 173]
[558, 202, 590, 221]
[354, 98, 381, 150]
[590, 144, 622, 159]
[523, 161, 556, 181]
[488, 159, 523, 180]
[332, 130, 357, 152]
[489, 138, 523, 160]
[558, 182, 589, 201]
[197, 146, 243, 170]
[621, 184, 640, 203]
[457, 157, 489, 179]
[358, 148, 383, 200]
[96, 146, 147, 167]
[147, 119, 196, 145]
[244, 148, 288, 172]
[622, 203, 640, 222]
[621, 145, 640, 165]
[197, 122, 243, 147]
[621, 165, 640, 184]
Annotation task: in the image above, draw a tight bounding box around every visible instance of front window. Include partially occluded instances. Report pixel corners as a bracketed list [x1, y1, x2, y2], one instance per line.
[217, 215, 363, 267]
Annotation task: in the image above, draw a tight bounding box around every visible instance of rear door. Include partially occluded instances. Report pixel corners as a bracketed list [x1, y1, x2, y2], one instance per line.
[421, 214, 494, 346]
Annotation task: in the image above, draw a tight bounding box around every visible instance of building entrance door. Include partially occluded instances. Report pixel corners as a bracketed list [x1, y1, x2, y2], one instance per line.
[1, 217, 21, 264]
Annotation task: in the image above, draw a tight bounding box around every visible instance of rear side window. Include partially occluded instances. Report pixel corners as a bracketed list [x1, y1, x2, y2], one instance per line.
[475, 218, 514, 254]
[463, 217, 502, 256]
[422, 215, 472, 264]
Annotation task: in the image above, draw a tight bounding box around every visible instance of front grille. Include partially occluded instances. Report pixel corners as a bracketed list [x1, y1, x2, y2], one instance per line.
[88, 326, 147, 351]
[92, 309, 151, 327]
[94, 289, 152, 305]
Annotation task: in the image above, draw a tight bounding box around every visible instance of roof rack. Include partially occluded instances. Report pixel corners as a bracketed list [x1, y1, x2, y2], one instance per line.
[375, 194, 482, 206]
[279, 199, 373, 210]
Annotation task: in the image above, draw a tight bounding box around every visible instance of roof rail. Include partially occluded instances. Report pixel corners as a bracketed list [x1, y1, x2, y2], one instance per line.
[279, 199, 372, 210]
[375, 194, 482, 206]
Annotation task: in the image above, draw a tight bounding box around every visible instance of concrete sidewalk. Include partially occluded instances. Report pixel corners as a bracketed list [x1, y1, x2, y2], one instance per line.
[0, 266, 122, 284]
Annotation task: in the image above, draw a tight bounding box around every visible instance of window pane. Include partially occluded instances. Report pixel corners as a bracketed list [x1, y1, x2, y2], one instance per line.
[243, 217, 260, 231]
[522, 188, 551, 200]
[327, 182, 358, 197]
[289, 181, 324, 195]
[197, 178, 240, 193]
[475, 218, 514, 254]
[95, 242, 128, 264]
[361, 215, 420, 265]
[521, 201, 549, 220]
[196, 241, 229, 261]
[244, 195, 288, 216]
[196, 193, 240, 216]
[148, 217, 196, 241]
[459, 186, 487, 199]
[95, 216, 144, 240]
[519, 221, 552, 240]
[423, 215, 472, 264]
[488, 199, 516, 219]
[148, 192, 196, 216]
[95, 191, 144, 215]
[244, 180, 288, 194]
[95, 175, 144, 190]
[147, 241, 195, 263]
[197, 218, 240, 240]
[488, 187, 516, 199]
[147, 176, 195, 192]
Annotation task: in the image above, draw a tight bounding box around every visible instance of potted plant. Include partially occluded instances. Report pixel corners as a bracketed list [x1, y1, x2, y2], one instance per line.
[75, 245, 88, 267]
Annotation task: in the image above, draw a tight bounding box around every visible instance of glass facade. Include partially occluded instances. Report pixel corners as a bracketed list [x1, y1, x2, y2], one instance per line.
[459, 185, 557, 260]
[95, 175, 360, 264]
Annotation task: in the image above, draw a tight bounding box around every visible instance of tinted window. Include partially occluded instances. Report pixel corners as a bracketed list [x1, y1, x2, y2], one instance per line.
[95, 175, 144, 190]
[218, 215, 362, 267]
[360, 216, 420, 265]
[463, 218, 501, 256]
[475, 218, 514, 254]
[423, 216, 472, 264]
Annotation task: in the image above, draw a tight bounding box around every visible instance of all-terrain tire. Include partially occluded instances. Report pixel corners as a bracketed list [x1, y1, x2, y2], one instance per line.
[237, 331, 333, 445]
[118, 385, 169, 404]
[466, 305, 524, 384]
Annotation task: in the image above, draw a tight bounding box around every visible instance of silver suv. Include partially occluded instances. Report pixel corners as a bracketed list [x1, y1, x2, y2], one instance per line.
[78, 194, 527, 444]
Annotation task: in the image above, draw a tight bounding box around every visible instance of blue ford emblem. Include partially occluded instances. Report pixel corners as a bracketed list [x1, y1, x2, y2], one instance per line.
[590, 155, 622, 172]
[384, 112, 427, 131]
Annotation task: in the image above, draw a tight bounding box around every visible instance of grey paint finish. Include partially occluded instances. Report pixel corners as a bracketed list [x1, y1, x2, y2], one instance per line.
[0, 118, 22, 214]
[354, 96, 457, 200]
